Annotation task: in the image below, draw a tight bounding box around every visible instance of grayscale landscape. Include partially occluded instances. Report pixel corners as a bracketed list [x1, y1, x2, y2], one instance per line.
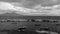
[0, 0, 60, 34]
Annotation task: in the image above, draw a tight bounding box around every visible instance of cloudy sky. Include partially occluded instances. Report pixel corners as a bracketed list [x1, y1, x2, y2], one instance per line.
[0, 0, 60, 9]
[0, 0, 60, 15]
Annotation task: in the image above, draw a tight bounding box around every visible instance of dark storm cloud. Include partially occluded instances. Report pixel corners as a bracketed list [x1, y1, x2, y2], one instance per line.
[19, 0, 60, 8]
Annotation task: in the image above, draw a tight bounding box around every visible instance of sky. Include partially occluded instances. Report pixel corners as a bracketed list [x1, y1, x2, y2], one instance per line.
[0, 0, 60, 16]
[0, 0, 60, 8]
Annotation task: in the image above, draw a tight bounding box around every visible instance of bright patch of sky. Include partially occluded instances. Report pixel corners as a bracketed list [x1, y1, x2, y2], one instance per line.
[0, 2, 14, 10]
